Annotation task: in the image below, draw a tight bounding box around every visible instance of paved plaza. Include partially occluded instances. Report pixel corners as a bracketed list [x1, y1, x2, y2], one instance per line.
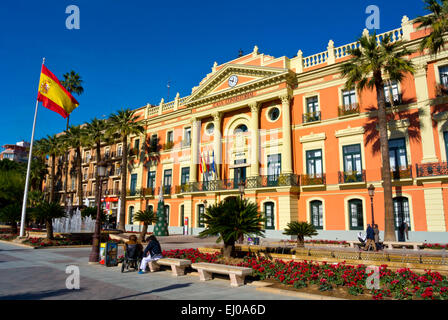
[0, 238, 303, 300]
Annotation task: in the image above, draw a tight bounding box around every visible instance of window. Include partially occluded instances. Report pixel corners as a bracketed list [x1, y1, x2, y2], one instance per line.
[130, 173, 137, 196]
[163, 169, 172, 194]
[198, 204, 205, 227]
[348, 199, 363, 230]
[134, 139, 140, 151]
[206, 123, 214, 135]
[234, 124, 248, 134]
[181, 167, 190, 185]
[128, 206, 134, 224]
[306, 149, 323, 177]
[439, 66, 448, 86]
[342, 144, 363, 183]
[267, 154, 281, 186]
[117, 145, 122, 157]
[310, 200, 323, 229]
[234, 159, 246, 185]
[342, 89, 357, 106]
[384, 81, 401, 105]
[167, 131, 174, 143]
[306, 96, 319, 113]
[389, 138, 408, 171]
[393, 197, 411, 230]
[147, 171, 156, 190]
[444, 131, 448, 161]
[164, 205, 170, 226]
[184, 127, 191, 146]
[180, 205, 184, 227]
[264, 202, 275, 230]
[268, 107, 280, 121]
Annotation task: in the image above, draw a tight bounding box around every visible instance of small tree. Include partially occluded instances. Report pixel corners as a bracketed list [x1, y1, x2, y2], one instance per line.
[199, 197, 266, 258]
[32, 202, 66, 240]
[283, 221, 318, 247]
[0, 204, 21, 234]
[134, 208, 157, 242]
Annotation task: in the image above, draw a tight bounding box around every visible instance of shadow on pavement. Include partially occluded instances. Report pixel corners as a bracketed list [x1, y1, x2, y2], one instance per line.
[112, 283, 192, 300]
[0, 288, 83, 300]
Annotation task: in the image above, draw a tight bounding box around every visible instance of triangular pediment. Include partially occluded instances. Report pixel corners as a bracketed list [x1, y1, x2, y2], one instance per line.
[185, 64, 288, 104]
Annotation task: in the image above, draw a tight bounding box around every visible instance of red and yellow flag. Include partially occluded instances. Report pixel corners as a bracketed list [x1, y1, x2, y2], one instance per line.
[37, 65, 79, 118]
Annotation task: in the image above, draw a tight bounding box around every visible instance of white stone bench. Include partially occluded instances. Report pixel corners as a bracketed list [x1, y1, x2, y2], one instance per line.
[346, 240, 361, 248]
[383, 241, 423, 251]
[191, 262, 253, 287]
[148, 258, 191, 276]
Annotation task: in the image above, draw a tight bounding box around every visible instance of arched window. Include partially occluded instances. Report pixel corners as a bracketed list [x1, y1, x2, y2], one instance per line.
[264, 202, 275, 230]
[234, 124, 248, 134]
[164, 205, 170, 226]
[393, 197, 411, 230]
[310, 200, 323, 229]
[128, 206, 134, 224]
[348, 199, 363, 230]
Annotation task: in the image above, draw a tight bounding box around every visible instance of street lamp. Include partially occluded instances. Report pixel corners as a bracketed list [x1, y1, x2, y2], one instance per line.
[89, 161, 107, 264]
[368, 184, 375, 225]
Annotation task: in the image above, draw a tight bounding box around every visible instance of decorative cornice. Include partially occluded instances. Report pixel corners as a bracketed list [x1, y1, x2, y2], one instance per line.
[433, 111, 448, 122]
[300, 132, 326, 143]
[335, 126, 365, 138]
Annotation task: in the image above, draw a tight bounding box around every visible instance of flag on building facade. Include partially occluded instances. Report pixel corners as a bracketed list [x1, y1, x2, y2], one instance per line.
[37, 65, 79, 118]
[211, 151, 215, 173]
[206, 151, 210, 172]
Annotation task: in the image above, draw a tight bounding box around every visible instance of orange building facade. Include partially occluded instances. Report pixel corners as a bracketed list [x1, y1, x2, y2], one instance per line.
[68, 15, 448, 241]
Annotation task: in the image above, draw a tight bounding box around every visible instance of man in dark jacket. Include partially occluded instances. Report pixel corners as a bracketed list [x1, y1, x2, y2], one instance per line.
[364, 224, 376, 251]
[139, 235, 163, 274]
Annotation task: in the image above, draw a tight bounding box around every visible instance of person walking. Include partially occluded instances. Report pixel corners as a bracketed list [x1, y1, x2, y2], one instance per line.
[373, 224, 381, 250]
[364, 224, 376, 251]
[138, 235, 163, 274]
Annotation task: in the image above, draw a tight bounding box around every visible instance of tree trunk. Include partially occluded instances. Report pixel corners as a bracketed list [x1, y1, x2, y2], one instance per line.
[118, 135, 128, 231]
[223, 240, 235, 258]
[76, 147, 83, 209]
[139, 224, 148, 242]
[375, 74, 396, 242]
[46, 218, 54, 240]
[49, 154, 56, 203]
[297, 235, 305, 248]
[64, 152, 69, 207]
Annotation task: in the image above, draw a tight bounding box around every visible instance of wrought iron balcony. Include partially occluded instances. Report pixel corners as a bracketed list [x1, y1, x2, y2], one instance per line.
[338, 170, 366, 184]
[415, 162, 448, 178]
[338, 103, 359, 117]
[302, 111, 321, 123]
[301, 173, 326, 186]
[385, 93, 402, 107]
[391, 165, 413, 180]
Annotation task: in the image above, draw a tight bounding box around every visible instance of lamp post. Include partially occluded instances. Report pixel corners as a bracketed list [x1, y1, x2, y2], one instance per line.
[368, 184, 375, 225]
[89, 161, 107, 264]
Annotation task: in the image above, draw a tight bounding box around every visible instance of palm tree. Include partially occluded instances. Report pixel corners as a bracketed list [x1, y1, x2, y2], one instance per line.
[415, 0, 448, 55]
[340, 32, 415, 241]
[283, 221, 318, 247]
[64, 125, 87, 208]
[134, 207, 157, 242]
[31, 201, 66, 239]
[198, 197, 266, 258]
[107, 109, 145, 231]
[61, 71, 84, 205]
[30, 157, 48, 192]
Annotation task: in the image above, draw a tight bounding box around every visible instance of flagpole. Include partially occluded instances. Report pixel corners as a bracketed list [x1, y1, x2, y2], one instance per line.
[19, 58, 45, 237]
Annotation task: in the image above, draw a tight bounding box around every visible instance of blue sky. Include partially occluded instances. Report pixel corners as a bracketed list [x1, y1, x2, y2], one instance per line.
[0, 0, 427, 148]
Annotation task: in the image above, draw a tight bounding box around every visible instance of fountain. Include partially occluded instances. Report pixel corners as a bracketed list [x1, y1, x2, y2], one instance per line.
[53, 208, 96, 233]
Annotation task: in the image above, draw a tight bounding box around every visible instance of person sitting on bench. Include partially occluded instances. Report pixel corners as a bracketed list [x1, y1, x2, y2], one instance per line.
[138, 235, 163, 274]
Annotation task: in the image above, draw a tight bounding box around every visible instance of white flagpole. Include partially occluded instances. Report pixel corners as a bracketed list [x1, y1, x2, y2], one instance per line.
[19, 58, 45, 237]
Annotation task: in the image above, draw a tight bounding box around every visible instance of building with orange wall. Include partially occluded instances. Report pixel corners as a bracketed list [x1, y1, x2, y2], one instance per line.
[51, 14, 448, 242]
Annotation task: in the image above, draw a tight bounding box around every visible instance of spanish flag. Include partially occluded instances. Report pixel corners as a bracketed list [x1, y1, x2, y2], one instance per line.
[37, 65, 79, 118]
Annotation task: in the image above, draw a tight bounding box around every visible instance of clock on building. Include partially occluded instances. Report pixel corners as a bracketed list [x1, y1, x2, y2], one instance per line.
[228, 75, 238, 87]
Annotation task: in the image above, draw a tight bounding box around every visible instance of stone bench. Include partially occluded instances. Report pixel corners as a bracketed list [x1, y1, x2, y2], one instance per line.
[383, 241, 423, 251]
[191, 262, 253, 287]
[148, 258, 191, 276]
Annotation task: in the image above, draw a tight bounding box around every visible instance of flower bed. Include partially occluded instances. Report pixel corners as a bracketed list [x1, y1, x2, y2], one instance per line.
[422, 243, 448, 250]
[162, 248, 448, 300]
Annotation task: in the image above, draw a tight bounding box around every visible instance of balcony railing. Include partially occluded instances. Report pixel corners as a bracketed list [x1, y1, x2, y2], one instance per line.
[338, 170, 366, 184]
[302, 111, 321, 123]
[301, 173, 326, 186]
[415, 162, 448, 178]
[338, 103, 359, 117]
[181, 139, 191, 147]
[163, 141, 174, 151]
[385, 93, 402, 107]
[391, 165, 413, 180]
[177, 174, 300, 193]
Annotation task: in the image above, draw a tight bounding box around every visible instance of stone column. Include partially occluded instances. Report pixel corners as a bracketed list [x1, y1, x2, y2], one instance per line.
[249, 102, 260, 177]
[280, 94, 293, 174]
[415, 63, 438, 163]
[189, 117, 200, 182]
[212, 112, 222, 179]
